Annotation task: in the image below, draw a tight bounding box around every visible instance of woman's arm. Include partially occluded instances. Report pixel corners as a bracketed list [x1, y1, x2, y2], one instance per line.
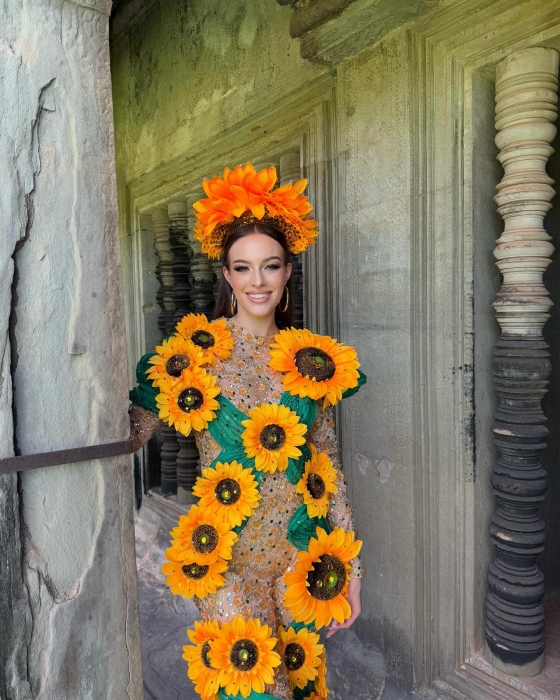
[129, 404, 162, 452]
[307, 404, 363, 635]
[307, 404, 363, 577]
[326, 578, 362, 638]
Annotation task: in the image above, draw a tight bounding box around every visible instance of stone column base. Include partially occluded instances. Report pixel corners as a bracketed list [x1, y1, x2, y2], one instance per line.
[484, 641, 544, 677]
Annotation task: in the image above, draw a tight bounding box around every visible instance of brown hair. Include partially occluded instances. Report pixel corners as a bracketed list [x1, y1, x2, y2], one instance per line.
[212, 223, 293, 329]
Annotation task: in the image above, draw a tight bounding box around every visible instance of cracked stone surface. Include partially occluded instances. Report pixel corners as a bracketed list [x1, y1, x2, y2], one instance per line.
[2, 2, 141, 699]
[136, 505, 419, 700]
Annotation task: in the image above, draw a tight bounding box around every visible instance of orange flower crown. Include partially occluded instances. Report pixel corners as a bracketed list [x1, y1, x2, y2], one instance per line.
[193, 163, 319, 259]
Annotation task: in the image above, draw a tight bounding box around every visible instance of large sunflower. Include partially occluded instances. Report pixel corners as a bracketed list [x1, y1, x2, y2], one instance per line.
[193, 460, 261, 529]
[241, 403, 307, 474]
[278, 626, 324, 690]
[156, 368, 221, 437]
[175, 314, 234, 366]
[210, 615, 281, 698]
[283, 528, 362, 630]
[162, 548, 228, 599]
[167, 504, 238, 565]
[296, 445, 338, 519]
[268, 328, 360, 408]
[146, 334, 205, 387]
[183, 619, 222, 700]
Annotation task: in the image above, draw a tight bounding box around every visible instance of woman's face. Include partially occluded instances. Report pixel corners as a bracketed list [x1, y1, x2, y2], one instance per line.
[223, 232, 292, 320]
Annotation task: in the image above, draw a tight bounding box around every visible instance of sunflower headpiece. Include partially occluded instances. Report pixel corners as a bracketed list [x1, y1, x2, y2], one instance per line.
[193, 163, 319, 259]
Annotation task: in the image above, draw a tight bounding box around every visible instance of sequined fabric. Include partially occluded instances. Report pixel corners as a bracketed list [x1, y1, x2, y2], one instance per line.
[129, 403, 162, 453]
[193, 320, 362, 699]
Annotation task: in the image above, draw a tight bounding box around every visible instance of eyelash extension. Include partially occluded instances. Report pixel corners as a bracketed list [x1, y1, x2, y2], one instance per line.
[232, 264, 282, 272]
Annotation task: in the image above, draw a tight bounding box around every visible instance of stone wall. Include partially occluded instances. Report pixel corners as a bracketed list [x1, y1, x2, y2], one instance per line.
[111, 0, 560, 694]
[1, 1, 143, 698]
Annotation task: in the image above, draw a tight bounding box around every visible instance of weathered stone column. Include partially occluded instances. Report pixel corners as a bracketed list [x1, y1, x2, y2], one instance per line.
[1, 1, 143, 697]
[485, 47, 559, 677]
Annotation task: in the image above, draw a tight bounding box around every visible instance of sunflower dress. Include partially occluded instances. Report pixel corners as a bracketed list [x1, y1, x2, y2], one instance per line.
[130, 317, 365, 700]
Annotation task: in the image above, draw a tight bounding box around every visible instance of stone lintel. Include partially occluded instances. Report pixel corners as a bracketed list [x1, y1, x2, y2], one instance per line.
[289, 0, 359, 38]
[282, 0, 436, 64]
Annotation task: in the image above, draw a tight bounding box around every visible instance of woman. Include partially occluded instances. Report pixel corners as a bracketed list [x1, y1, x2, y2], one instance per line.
[129, 164, 365, 700]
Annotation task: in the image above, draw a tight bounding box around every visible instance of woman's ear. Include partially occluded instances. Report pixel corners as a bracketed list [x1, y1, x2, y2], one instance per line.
[223, 265, 232, 286]
[285, 261, 292, 283]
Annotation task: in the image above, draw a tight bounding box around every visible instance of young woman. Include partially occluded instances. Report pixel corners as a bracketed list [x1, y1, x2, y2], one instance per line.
[129, 164, 365, 700]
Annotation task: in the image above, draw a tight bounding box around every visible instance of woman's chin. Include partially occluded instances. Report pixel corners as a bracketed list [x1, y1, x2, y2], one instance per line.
[238, 301, 277, 318]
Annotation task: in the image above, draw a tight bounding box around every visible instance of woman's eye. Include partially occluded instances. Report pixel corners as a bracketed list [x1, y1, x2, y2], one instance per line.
[266, 264, 281, 270]
[233, 265, 249, 272]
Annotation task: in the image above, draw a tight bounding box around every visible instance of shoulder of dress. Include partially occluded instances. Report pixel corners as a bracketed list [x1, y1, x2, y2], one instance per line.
[342, 368, 367, 400]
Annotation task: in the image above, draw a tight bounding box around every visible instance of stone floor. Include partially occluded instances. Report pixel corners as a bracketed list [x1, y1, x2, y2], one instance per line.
[135, 504, 421, 700]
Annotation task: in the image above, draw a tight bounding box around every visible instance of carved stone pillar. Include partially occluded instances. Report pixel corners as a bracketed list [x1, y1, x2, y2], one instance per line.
[485, 47, 559, 676]
[187, 190, 215, 317]
[176, 432, 201, 505]
[168, 201, 192, 325]
[152, 208, 175, 337]
[169, 198, 203, 503]
[279, 151, 305, 328]
[163, 201, 194, 500]
[152, 208, 178, 495]
[211, 258, 222, 304]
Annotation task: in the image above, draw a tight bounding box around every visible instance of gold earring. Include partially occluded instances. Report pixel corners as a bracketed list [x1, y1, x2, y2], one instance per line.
[230, 291, 237, 316]
[280, 286, 289, 313]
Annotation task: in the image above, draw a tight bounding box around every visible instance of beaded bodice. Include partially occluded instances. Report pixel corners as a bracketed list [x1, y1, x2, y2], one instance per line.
[195, 319, 362, 579]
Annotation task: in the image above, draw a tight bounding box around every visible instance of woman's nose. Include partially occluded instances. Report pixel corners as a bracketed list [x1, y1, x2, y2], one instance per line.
[251, 269, 265, 286]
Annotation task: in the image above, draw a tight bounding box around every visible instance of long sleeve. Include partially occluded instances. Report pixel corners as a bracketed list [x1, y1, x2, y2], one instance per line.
[129, 404, 162, 451]
[307, 404, 363, 579]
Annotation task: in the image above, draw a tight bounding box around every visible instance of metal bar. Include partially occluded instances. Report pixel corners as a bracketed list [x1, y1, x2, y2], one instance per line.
[0, 439, 134, 475]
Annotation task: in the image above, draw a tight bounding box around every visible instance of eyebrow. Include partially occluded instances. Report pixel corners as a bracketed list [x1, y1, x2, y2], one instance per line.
[232, 256, 282, 264]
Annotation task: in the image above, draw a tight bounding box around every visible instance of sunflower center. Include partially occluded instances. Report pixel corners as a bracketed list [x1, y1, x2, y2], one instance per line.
[259, 423, 286, 451]
[177, 387, 204, 412]
[181, 562, 209, 580]
[307, 553, 346, 600]
[201, 641, 213, 669]
[294, 348, 336, 382]
[284, 643, 306, 671]
[191, 330, 215, 349]
[307, 473, 326, 499]
[165, 353, 191, 377]
[215, 478, 241, 505]
[230, 639, 259, 671]
[192, 524, 219, 554]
